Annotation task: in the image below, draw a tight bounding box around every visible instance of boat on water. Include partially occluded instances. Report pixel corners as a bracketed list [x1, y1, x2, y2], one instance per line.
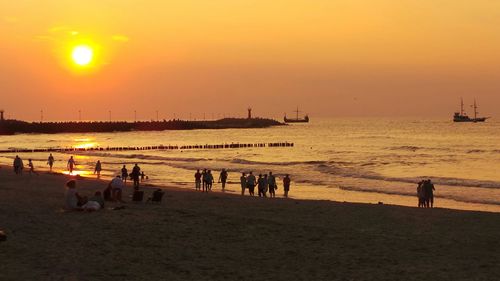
[284, 107, 309, 123]
[453, 98, 489, 123]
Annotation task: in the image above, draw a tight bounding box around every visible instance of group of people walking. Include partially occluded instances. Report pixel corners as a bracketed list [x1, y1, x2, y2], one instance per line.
[417, 179, 436, 208]
[194, 169, 292, 198]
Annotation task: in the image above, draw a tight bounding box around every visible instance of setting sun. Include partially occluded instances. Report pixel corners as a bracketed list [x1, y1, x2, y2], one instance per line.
[71, 45, 93, 66]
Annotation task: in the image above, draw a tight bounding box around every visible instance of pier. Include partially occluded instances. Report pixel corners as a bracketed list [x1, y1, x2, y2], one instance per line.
[0, 142, 294, 154]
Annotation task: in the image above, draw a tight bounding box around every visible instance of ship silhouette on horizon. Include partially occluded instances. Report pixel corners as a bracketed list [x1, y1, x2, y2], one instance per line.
[453, 98, 489, 123]
[284, 107, 309, 123]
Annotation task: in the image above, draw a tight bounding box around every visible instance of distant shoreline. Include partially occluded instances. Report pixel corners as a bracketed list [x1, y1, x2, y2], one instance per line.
[0, 117, 284, 135]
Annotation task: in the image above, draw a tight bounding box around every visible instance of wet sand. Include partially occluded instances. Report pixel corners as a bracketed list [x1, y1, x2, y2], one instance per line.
[1, 165, 500, 280]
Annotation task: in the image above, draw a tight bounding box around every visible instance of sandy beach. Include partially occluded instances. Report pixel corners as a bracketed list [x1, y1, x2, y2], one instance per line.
[1, 166, 500, 281]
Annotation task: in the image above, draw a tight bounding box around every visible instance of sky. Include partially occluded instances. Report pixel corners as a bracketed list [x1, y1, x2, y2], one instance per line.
[1, 0, 500, 121]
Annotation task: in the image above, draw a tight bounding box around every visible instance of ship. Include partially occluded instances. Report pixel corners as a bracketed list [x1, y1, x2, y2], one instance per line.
[284, 107, 309, 123]
[453, 98, 489, 123]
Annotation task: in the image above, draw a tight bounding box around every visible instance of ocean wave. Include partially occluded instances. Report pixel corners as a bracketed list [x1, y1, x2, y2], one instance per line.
[314, 164, 500, 189]
[388, 146, 422, 152]
[467, 149, 486, 154]
[338, 185, 500, 206]
[230, 158, 327, 166]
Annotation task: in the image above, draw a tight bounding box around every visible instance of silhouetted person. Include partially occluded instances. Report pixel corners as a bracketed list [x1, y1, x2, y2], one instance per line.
[240, 172, 247, 195]
[47, 153, 55, 172]
[141, 171, 145, 182]
[268, 172, 277, 198]
[94, 160, 102, 178]
[121, 165, 128, 184]
[207, 170, 214, 191]
[67, 156, 76, 174]
[27, 159, 38, 176]
[13, 155, 23, 175]
[202, 169, 207, 191]
[417, 180, 425, 208]
[283, 174, 291, 198]
[219, 169, 228, 191]
[423, 179, 436, 208]
[195, 169, 202, 190]
[247, 172, 256, 196]
[131, 163, 141, 189]
[257, 174, 268, 197]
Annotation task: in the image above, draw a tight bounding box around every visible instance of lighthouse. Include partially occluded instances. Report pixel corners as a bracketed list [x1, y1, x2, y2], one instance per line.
[0, 110, 4, 121]
[247, 107, 252, 119]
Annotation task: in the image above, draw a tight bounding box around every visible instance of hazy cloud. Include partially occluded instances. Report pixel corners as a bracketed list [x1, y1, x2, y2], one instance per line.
[112, 35, 129, 42]
[3, 16, 18, 23]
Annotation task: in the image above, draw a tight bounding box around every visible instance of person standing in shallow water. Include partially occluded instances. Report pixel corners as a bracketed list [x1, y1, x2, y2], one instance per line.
[268, 172, 277, 198]
[47, 153, 55, 172]
[257, 174, 268, 197]
[246, 172, 256, 196]
[218, 169, 228, 191]
[194, 169, 202, 191]
[67, 156, 76, 174]
[94, 160, 102, 178]
[201, 169, 207, 191]
[240, 172, 247, 195]
[121, 165, 128, 185]
[424, 179, 436, 208]
[283, 174, 291, 198]
[131, 163, 141, 190]
[13, 155, 23, 174]
[207, 170, 214, 191]
[27, 159, 38, 176]
[417, 180, 425, 208]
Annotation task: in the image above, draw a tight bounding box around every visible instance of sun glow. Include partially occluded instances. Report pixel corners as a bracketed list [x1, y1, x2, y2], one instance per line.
[71, 45, 93, 66]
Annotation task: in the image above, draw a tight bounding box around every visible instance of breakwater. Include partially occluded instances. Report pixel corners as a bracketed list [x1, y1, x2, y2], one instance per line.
[0, 142, 294, 153]
[0, 118, 284, 135]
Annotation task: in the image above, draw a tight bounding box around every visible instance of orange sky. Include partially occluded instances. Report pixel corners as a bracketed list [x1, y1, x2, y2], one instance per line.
[1, 0, 500, 121]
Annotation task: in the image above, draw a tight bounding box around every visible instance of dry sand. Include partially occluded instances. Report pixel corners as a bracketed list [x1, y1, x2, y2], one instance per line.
[1, 165, 500, 281]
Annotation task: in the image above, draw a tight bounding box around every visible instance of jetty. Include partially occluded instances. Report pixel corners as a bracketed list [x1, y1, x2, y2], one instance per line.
[0, 116, 284, 135]
[0, 142, 294, 154]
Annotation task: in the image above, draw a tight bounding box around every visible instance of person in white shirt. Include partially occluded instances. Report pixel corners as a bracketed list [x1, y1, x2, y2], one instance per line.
[109, 176, 125, 203]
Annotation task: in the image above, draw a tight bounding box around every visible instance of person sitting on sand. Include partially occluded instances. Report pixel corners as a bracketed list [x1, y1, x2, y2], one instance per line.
[218, 169, 228, 191]
[110, 175, 125, 203]
[268, 172, 277, 198]
[67, 156, 76, 175]
[121, 165, 128, 184]
[283, 174, 291, 198]
[27, 159, 38, 176]
[417, 180, 425, 208]
[240, 172, 247, 195]
[195, 169, 202, 190]
[82, 191, 105, 212]
[65, 180, 87, 210]
[94, 160, 102, 178]
[246, 172, 256, 196]
[102, 182, 113, 201]
[47, 153, 55, 172]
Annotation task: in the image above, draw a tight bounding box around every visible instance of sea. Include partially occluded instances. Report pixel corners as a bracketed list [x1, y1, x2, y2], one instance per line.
[1, 118, 500, 212]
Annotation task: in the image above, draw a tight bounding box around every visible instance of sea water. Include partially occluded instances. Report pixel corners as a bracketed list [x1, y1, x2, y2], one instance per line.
[1, 118, 500, 212]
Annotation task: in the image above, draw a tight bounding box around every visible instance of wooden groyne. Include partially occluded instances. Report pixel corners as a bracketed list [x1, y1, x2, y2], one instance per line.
[0, 142, 294, 153]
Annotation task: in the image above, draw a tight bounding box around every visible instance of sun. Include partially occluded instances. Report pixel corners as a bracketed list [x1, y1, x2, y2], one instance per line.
[71, 45, 93, 66]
